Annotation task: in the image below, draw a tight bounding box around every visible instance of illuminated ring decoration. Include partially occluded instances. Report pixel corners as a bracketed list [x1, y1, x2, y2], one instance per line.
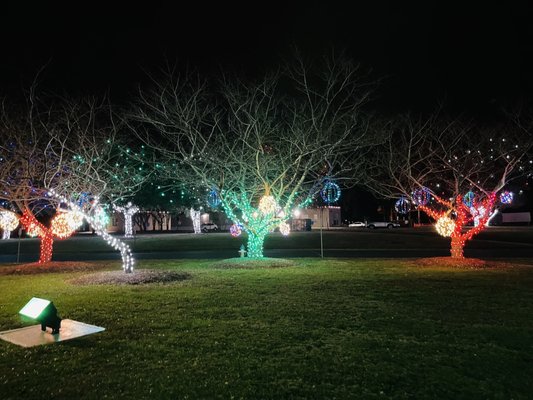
[93, 207, 110, 227]
[76, 192, 91, 208]
[320, 181, 341, 204]
[500, 191, 513, 205]
[207, 188, 221, 208]
[230, 223, 242, 237]
[412, 187, 431, 206]
[463, 191, 475, 208]
[394, 197, 411, 214]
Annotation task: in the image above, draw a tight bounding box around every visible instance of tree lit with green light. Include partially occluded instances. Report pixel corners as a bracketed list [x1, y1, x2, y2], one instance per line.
[130, 54, 376, 257]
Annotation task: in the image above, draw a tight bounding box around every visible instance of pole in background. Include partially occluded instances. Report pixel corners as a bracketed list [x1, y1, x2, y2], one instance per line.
[320, 207, 324, 258]
[16, 227, 22, 263]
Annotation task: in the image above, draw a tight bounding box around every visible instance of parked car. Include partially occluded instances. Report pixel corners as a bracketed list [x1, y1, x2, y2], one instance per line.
[348, 221, 366, 228]
[201, 222, 219, 232]
[366, 221, 401, 229]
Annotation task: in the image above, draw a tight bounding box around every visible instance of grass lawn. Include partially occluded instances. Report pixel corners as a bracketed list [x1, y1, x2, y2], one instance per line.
[1, 258, 533, 399]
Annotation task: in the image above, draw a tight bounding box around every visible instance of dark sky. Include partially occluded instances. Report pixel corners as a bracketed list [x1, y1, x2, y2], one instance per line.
[2, 2, 533, 114]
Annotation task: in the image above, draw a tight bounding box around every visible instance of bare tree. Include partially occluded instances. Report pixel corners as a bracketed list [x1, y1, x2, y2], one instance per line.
[0, 90, 145, 263]
[364, 113, 533, 258]
[129, 54, 376, 257]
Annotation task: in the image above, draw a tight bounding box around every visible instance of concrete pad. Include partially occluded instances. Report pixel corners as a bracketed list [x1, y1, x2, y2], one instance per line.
[0, 319, 105, 347]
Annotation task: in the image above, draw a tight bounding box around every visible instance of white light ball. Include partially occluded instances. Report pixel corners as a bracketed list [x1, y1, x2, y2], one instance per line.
[259, 195, 277, 215]
[0, 211, 19, 232]
[435, 216, 455, 237]
[279, 221, 290, 236]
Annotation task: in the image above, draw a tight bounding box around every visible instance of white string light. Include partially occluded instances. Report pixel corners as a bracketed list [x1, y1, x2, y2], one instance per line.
[113, 202, 139, 238]
[48, 189, 135, 273]
[190, 208, 201, 234]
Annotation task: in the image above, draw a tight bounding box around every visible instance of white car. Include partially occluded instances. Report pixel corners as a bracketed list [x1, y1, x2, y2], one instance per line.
[201, 222, 219, 232]
[366, 221, 401, 229]
[348, 221, 366, 228]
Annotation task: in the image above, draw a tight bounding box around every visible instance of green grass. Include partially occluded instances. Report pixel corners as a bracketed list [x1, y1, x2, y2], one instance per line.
[1, 258, 533, 399]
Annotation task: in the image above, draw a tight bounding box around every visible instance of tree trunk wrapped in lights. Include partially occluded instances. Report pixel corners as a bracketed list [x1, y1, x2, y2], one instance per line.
[221, 189, 293, 258]
[129, 53, 376, 258]
[113, 202, 139, 238]
[190, 208, 202, 234]
[19, 211, 55, 264]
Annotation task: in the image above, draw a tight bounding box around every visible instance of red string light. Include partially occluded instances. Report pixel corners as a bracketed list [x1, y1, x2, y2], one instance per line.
[19, 211, 54, 264]
[419, 192, 497, 258]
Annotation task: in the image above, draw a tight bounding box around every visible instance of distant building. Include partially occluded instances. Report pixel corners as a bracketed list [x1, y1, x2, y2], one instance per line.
[497, 211, 531, 225]
[294, 206, 341, 229]
[106, 210, 172, 234]
[175, 210, 233, 231]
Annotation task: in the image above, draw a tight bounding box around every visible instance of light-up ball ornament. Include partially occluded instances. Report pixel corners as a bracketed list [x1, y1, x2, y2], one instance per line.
[93, 206, 109, 228]
[394, 197, 411, 214]
[51, 213, 77, 239]
[206, 188, 221, 208]
[463, 191, 475, 208]
[500, 191, 513, 204]
[75, 192, 91, 208]
[259, 195, 277, 215]
[230, 223, 242, 237]
[435, 216, 455, 237]
[412, 187, 430, 206]
[0, 211, 19, 232]
[279, 221, 290, 236]
[320, 181, 341, 204]
[293, 208, 301, 218]
[65, 211, 84, 230]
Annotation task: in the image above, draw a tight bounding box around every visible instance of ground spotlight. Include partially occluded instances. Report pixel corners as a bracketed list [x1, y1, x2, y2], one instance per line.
[19, 297, 62, 334]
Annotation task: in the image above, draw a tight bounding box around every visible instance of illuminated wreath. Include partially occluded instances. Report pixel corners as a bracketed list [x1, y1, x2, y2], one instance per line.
[395, 197, 411, 214]
[207, 188, 221, 208]
[320, 181, 341, 204]
[463, 191, 475, 208]
[230, 223, 242, 237]
[411, 187, 431, 206]
[500, 191, 513, 204]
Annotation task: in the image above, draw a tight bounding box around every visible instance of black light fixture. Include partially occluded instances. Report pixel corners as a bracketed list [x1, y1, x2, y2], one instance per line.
[19, 297, 62, 334]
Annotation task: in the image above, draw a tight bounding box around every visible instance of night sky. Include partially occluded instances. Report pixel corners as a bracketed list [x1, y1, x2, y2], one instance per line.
[3, 2, 533, 220]
[3, 2, 533, 114]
